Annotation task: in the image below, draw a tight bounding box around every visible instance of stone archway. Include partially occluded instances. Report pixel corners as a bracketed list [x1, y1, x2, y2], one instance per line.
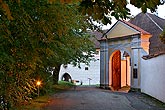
[109, 50, 131, 91]
[62, 73, 72, 82]
[99, 20, 151, 90]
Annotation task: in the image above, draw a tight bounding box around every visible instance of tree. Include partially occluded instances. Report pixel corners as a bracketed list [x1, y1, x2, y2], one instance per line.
[1, 0, 164, 26]
[29, 2, 95, 84]
[78, 0, 165, 42]
[0, 0, 94, 108]
[1, 0, 165, 35]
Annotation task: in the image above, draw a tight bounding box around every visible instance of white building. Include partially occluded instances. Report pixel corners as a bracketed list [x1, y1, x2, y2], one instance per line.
[59, 50, 100, 85]
[58, 30, 103, 85]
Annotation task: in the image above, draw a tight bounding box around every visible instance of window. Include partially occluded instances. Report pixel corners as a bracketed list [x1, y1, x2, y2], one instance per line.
[63, 64, 68, 68]
[95, 51, 99, 55]
[85, 67, 88, 70]
[133, 68, 138, 78]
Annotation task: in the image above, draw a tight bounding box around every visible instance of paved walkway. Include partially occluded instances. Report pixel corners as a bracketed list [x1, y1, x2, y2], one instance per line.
[44, 86, 165, 110]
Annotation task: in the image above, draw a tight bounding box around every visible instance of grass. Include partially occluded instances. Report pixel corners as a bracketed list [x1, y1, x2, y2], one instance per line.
[53, 81, 74, 92]
[16, 81, 74, 110]
[16, 95, 50, 110]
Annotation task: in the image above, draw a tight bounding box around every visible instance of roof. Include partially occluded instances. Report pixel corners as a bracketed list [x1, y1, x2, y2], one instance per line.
[89, 31, 105, 48]
[102, 20, 151, 40]
[129, 12, 165, 55]
[120, 20, 150, 35]
[89, 12, 165, 58]
[142, 52, 165, 60]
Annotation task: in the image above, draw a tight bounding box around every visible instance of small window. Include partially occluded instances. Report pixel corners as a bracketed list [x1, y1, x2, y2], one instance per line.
[63, 64, 68, 68]
[133, 68, 138, 78]
[95, 51, 99, 55]
[85, 67, 88, 70]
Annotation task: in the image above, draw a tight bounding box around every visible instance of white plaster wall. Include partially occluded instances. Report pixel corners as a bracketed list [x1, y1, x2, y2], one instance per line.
[141, 54, 165, 103]
[59, 54, 100, 85]
[132, 49, 140, 88]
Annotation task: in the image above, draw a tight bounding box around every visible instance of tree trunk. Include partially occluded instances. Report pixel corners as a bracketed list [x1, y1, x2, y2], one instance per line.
[53, 64, 61, 85]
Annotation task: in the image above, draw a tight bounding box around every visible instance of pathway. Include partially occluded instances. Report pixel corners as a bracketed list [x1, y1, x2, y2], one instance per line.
[44, 86, 165, 110]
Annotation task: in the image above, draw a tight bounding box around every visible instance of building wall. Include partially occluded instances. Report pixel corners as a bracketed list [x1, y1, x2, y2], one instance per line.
[121, 60, 126, 87]
[105, 34, 142, 89]
[131, 48, 141, 88]
[59, 51, 100, 85]
[107, 21, 139, 38]
[100, 40, 109, 88]
[141, 54, 165, 103]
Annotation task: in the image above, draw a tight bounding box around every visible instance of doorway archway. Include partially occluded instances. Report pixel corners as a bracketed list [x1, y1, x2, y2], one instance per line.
[109, 50, 131, 91]
[61, 73, 72, 82]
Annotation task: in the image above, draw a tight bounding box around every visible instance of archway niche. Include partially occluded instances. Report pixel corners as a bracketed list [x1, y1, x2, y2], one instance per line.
[61, 73, 72, 82]
[109, 50, 131, 91]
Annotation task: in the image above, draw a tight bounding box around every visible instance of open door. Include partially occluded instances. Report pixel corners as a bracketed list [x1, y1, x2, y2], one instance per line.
[112, 51, 121, 90]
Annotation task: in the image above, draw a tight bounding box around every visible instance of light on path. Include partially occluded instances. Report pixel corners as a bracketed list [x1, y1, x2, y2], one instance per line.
[36, 81, 41, 97]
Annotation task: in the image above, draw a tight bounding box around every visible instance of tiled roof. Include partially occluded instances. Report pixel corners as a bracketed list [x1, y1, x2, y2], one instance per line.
[90, 31, 105, 48]
[129, 12, 165, 55]
[120, 20, 151, 35]
[142, 52, 165, 60]
[102, 20, 151, 40]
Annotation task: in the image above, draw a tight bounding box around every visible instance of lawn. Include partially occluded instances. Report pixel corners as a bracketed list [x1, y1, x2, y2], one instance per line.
[16, 81, 74, 110]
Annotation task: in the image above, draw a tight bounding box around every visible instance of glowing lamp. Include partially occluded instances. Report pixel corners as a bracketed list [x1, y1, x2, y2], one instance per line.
[36, 81, 41, 86]
[36, 81, 41, 97]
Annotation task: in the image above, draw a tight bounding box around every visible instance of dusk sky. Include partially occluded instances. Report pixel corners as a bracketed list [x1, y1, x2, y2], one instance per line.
[102, 4, 165, 29]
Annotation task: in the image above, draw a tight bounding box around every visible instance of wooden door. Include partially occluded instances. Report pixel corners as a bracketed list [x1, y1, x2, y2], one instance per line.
[112, 51, 121, 90]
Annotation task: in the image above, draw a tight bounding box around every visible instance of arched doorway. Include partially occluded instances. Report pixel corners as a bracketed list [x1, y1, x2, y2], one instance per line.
[109, 50, 131, 91]
[62, 73, 72, 82]
[111, 50, 121, 90]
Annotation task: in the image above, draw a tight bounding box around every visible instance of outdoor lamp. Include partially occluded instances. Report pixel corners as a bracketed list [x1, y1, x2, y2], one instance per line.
[36, 81, 41, 97]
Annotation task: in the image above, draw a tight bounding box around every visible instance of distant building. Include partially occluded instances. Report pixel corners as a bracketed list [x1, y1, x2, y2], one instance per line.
[129, 12, 165, 54]
[58, 31, 102, 85]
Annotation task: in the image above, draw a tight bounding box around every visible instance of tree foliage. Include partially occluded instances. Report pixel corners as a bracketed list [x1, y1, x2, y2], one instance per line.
[1, 0, 164, 27]
[0, 0, 94, 108]
[79, 0, 130, 26]
[78, 0, 165, 30]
